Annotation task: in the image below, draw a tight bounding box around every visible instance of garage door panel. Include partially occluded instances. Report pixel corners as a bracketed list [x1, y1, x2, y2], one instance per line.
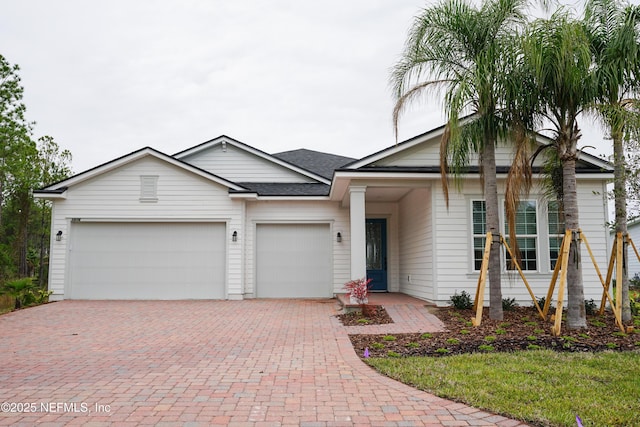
[69, 222, 225, 299]
[256, 224, 331, 298]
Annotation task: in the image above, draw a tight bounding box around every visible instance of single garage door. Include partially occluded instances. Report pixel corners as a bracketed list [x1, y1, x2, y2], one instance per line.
[69, 222, 226, 299]
[256, 223, 331, 298]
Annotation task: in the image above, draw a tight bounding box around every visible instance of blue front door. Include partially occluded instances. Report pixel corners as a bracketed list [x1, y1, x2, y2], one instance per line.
[366, 218, 387, 291]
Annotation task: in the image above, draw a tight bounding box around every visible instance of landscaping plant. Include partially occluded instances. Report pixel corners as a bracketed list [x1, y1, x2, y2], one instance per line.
[343, 277, 372, 304]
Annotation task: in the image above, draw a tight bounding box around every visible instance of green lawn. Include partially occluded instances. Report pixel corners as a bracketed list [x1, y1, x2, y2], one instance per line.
[368, 350, 640, 427]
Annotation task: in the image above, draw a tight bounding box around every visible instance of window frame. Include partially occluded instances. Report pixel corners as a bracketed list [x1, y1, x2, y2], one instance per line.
[470, 198, 544, 273]
[547, 200, 565, 272]
[503, 199, 539, 272]
[470, 199, 488, 272]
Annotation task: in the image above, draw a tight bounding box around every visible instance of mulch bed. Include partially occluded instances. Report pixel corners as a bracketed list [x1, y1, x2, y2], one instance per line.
[347, 305, 640, 357]
[336, 305, 394, 325]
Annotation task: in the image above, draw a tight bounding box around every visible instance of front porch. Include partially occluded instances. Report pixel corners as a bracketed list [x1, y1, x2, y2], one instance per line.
[331, 178, 437, 302]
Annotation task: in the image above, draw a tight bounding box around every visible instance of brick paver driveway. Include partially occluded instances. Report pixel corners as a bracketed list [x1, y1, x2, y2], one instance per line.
[0, 300, 527, 426]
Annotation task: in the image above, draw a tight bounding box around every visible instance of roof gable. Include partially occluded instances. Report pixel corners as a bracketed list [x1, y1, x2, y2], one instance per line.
[35, 147, 248, 197]
[345, 125, 613, 173]
[174, 136, 330, 184]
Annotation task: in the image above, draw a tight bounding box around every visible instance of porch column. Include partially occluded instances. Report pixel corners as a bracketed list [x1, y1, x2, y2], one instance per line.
[349, 185, 367, 280]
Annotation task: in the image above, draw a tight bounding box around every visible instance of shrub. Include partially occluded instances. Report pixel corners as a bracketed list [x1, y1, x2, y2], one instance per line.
[502, 297, 519, 311]
[343, 277, 372, 303]
[446, 338, 460, 345]
[537, 296, 554, 311]
[383, 335, 396, 341]
[478, 344, 494, 352]
[420, 333, 433, 339]
[0, 278, 50, 309]
[449, 291, 473, 310]
[630, 292, 640, 316]
[584, 299, 597, 316]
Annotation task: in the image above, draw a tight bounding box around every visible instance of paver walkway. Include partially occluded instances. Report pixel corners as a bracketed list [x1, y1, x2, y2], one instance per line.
[0, 298, 528, 426]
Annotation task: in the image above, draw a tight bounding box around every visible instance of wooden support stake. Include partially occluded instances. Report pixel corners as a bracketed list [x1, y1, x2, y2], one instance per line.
[472, 232, 492, 327]
[544, 244, 563, 318]
[552, 230, 572, 336]
[616, 232, 623, 322]
[599, 233, 618, 315]
[580, 230, 607, 290]
[581, 231, 623, 331]
[500, 236, 545, 320]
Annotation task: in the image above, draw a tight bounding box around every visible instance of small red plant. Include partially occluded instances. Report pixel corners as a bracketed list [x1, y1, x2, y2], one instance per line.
[343, 277, 372, 303]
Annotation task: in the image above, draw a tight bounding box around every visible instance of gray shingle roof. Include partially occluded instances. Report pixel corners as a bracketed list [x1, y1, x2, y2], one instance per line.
[272, 149, 355, 180]
[232, 182, 330, 196]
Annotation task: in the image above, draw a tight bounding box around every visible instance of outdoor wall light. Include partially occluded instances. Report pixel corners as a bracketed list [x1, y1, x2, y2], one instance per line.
[232, 231, 238, 242]
[336, 232, 342, 243]
[56, 230, 63, 241]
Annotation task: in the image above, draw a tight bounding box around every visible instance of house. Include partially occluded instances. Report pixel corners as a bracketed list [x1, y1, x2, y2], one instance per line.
[34, 125, 614, 305]
[610, 217, 640, 280]
[630, 218, 640, 280]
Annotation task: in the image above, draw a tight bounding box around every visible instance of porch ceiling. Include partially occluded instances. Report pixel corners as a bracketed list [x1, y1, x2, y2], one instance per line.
[366, 187, 413, 203]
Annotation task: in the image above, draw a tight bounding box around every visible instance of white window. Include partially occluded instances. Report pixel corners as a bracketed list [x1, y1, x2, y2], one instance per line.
[140, 175, 158, 202]
[471, 200, 487, 271]
[547, 201, 565, 270]
[505, 200, 538, 271]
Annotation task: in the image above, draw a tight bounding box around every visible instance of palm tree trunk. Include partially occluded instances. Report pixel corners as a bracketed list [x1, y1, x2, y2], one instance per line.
[483, 140, 503, 320]
[562, 157, 587, 329]
[613, 131, 631, 322]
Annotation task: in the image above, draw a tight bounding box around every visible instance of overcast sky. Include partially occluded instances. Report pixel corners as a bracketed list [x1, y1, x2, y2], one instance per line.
[1, 0, 613, 174]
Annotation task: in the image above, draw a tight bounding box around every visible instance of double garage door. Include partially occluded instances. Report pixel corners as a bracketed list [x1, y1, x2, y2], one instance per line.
[68, 222, 226, 299]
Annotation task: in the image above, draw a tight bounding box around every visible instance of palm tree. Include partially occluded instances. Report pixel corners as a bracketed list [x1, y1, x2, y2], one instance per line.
[584, 0, 640, 323]
[516, 10, 597, 329]
[391, 0, 528, 320]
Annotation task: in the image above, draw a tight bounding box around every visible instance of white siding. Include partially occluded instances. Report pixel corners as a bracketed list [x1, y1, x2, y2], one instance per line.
[398, 187, 433, 300]
[180, 144, 314, 183]
[431, 178, 611, 306]
[372, 135, 441, 166]
[374, 137, 547, 168]
[628, 222, 640, 279]
[245, 200, 350, 296]
[48, 155, 244, 300]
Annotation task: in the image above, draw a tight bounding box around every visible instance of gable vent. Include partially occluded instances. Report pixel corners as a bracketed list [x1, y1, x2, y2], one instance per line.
[140, 175, 159, 202]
